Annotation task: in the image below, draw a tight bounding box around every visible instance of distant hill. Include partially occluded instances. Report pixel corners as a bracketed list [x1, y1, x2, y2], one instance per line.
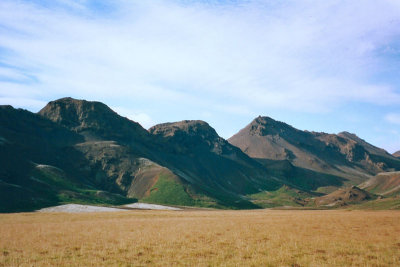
[393, 151, 400, 158]
[228, 116, 400, 190]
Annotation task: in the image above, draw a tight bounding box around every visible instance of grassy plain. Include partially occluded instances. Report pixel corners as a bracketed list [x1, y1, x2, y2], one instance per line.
[1, 210, 400, 266]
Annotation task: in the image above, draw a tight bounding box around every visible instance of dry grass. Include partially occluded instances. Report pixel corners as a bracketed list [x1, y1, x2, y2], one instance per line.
[1, 210, 400, 266]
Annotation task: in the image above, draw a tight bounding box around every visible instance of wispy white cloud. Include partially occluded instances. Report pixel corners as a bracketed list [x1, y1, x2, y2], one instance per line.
[112, 106, 155, 129]
[0, 97, 47, 110]
[1, 0, 400, 112]
[385, 113, 400, 125]
[0, 0, 400, 151]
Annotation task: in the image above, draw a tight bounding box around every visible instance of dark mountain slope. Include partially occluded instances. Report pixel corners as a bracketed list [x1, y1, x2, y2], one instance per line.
[0, 105, 131, 212]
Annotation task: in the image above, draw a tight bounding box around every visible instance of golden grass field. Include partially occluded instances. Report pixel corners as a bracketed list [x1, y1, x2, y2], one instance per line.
[1, 210, 400, 266]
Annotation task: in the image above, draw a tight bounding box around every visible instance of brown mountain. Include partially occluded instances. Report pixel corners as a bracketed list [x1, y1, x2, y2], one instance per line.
[228, 116, 400, 189]
[393, 151, 400, 158]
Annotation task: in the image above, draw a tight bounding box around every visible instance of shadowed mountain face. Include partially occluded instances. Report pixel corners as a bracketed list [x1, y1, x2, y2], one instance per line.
[0, 105, 88, 211]
[228, 116, 400, 186]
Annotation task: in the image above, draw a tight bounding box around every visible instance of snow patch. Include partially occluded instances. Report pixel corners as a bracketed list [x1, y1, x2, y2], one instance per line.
[124, 203, 182, 210]
[37, 204, 127, 213]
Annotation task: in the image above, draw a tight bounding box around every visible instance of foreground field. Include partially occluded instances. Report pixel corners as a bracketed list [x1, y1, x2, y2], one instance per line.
[1, 210, 400, 266]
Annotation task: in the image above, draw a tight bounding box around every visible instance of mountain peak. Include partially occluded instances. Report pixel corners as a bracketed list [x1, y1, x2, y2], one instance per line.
[39, 97, 149, 141]
[149, 120, 218, 139]
[149, 120, 238, 156]
[45, 97, 108, 108]
[393, 151, 400, 158]
[252, 116, 278, 125]
[39, 97, 114, 128]
[338, 131, 359, 140]
[247, 116, 298, 137]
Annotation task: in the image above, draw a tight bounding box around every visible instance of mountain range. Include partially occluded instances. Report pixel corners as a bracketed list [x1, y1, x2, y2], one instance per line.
[1, 97, 400, 212]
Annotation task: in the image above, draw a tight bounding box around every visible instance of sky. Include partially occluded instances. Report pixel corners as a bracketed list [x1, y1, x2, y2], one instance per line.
[0, 0, 400, 153]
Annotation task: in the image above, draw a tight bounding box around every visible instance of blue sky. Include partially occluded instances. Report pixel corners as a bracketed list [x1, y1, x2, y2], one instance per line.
[0, 0, 400, 153]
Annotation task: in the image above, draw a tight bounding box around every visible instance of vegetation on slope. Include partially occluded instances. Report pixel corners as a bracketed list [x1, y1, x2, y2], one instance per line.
[248, 186, 316, 208]
[350, 197, 400, 210]
[142, 173, 195, 206]
[32, 165, 135, 207]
